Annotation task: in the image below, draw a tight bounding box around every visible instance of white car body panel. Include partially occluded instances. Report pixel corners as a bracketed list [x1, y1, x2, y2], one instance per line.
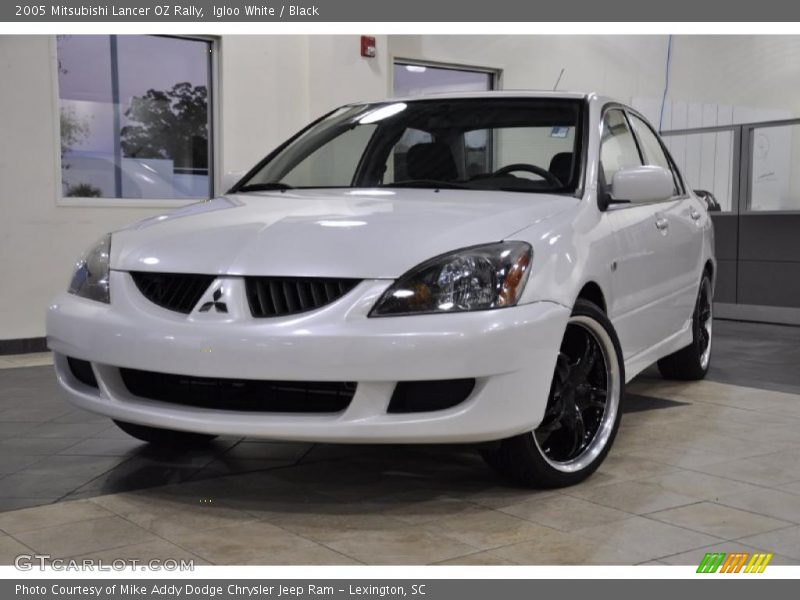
[46, 92, 715, 443]
[48, 284, 569, 443]
[112, 190, 578, 278]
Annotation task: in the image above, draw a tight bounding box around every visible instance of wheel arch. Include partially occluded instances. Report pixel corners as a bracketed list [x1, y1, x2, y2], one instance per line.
[703, 259, 715, 293]
[575, 281, 607, 314]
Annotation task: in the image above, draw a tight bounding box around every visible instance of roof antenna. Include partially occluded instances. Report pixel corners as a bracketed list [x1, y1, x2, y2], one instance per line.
[553, 68, 565, 91]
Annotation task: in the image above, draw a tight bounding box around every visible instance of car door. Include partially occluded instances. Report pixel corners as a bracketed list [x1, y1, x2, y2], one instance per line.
[601, 109, 677, 360]
[628, 112, 703, 335]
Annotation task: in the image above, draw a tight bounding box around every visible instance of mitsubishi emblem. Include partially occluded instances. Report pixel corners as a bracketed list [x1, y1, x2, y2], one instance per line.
[198, 287, 228, 313]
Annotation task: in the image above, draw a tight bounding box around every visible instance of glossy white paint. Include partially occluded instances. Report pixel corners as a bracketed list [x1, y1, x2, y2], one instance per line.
[112, 190, 577, 279]
[48, 290, 569, 442]
[47, 92, 715, 443]
[611, 165, 675, 203]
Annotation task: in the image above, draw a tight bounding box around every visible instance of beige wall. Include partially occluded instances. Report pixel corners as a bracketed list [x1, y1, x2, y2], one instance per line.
[219, 35, 310, 175]
[221, 35, 390, 175]
[307, 35, 390, 118]
[0, 36, 167, 341]
[668, 36, 800, 116]
[388, 35, 670, 102]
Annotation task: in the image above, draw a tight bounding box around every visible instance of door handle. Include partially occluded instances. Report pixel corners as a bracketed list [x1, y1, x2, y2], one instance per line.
[655, 217, 669, 232]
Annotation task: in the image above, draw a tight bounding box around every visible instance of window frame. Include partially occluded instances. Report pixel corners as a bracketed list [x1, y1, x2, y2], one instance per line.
[743, 121, 800, 214]
[599, 108, 644, 188]
[52, 34, 220, 208]
[599, 103, 688, 207]
[626, 110, 687, 198]
[391, 58, 500, 96]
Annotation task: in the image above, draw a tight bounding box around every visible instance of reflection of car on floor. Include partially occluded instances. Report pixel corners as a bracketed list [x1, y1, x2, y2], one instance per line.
[47, 92, 715, 487]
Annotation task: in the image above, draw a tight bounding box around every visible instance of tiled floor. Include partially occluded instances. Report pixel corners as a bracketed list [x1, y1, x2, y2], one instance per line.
[1, 321, 800, 565]
[0, 352, 53, 370]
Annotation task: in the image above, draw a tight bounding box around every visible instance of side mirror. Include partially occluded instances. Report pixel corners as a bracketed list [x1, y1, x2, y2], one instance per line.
[610, 165, 674, 204]
[221, 170, 246, 193]
[694, 189, 721, 212]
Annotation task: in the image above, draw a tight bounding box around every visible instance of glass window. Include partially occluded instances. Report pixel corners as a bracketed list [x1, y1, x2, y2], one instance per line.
[386, 128, 434, 183]
[393, 62, 494, 97]
[600, 110, 642, 184]
[57, 35, 213, 200]
[381, 125, 576, 187]
[391, 62, 495, 183]
[749, 124, 800, 211]
[629, 114, 679, 195]
[662, 130, 735, 211]
[239, 98, 584, 195]
[283, 125, 377, 188]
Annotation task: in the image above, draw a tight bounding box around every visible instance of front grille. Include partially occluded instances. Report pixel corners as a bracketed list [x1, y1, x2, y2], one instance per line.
[388, 379, 476, 413]
[120, 368, 356, 413]
[245, 277, 360, 318]
[131, 272, 215, 314]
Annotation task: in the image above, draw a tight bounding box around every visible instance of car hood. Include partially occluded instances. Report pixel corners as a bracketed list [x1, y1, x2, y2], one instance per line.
[112, 189, 578, 278]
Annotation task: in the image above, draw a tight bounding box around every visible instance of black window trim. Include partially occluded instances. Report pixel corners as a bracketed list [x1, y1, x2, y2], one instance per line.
[598, 106, 644, 194]
[625, 109, 687, 198]
[599, 102, 689, 208]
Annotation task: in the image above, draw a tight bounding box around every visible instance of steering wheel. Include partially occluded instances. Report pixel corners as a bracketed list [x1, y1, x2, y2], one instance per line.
[491, 163, 563, 187]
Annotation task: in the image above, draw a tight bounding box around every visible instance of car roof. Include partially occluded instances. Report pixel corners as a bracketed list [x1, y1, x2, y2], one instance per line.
[354, 90, 618, 109]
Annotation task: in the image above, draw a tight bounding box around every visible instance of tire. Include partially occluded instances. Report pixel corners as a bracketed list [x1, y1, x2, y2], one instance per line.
[113, 420, 218, 447]
[657, 274, 713, 381]
[481, 299, 624, 488]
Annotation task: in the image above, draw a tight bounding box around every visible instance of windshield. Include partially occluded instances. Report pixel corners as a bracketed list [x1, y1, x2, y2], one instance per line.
[237, 98, 585, 194]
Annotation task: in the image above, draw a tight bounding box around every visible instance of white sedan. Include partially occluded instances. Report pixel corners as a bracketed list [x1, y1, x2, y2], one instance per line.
[47, 92, 714, 487]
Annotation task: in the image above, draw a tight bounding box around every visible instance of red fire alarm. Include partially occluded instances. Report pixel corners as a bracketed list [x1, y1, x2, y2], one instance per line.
[360, 36, 376, 58]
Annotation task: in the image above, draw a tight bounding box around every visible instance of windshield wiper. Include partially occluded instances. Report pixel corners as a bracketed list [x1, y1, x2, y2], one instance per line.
[236, 182, 294, 192]
[496, 187, 556, 194]
[382, 179, 471, 190]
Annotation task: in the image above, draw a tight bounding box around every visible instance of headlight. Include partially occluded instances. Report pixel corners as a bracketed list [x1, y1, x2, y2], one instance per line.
[370, 242, 532, 317]
[68, 234, 111, 304]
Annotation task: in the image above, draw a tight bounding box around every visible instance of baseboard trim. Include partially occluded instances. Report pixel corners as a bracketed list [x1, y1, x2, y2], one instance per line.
[0, 337, 48, 356]
[715, 302, 800, 327]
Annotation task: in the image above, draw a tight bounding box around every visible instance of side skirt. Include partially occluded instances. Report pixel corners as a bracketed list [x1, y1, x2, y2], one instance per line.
[622, 320, 693, 382]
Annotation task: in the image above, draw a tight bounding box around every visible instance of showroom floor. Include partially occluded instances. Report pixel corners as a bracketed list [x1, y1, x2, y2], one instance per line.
[2, 320, 800, 565]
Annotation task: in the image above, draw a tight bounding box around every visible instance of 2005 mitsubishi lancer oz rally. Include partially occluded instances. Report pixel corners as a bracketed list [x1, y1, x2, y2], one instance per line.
[47, 92, 715, 487]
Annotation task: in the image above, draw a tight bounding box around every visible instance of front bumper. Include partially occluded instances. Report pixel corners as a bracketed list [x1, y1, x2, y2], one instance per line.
[46, 271, 570, 443]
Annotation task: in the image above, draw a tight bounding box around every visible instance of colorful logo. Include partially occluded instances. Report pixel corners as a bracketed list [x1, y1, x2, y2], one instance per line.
[697, 552, 773, 573]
